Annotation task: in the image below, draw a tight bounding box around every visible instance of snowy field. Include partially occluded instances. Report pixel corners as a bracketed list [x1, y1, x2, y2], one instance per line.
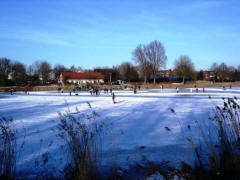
[0, 87, 240, 173]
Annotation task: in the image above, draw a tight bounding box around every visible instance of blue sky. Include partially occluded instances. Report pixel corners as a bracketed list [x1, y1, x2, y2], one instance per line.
[0, 0, 239, 70]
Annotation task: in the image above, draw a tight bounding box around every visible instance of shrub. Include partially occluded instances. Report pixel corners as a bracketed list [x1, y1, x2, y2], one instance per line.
[57, 102, 105, 180]
[0, 117, 17, 179]
[178, 97, 240, 179]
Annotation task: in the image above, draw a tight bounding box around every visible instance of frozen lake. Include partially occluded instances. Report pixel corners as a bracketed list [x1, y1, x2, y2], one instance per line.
[0, 86, 240, 173]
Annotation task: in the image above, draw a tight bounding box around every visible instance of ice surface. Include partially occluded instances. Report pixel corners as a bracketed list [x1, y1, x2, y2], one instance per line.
[0, 86, 239, 172]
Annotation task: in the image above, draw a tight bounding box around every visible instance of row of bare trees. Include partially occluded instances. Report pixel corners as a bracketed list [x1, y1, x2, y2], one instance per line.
[0, 58, 85, 86]
[210, 62, 240, 82]
[132, 40, 197, 84]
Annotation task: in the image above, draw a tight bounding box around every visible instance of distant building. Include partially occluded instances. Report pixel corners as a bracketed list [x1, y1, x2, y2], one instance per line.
[158, 70, 171, 77]
[59, 72, 104, 85]
[202, 71, 214, 80]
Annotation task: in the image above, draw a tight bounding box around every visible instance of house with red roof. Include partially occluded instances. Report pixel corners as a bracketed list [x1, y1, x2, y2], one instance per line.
[59, 72, 104, 85]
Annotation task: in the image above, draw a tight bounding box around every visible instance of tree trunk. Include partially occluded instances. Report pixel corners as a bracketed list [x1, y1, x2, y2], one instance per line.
[183, 76, 185, 84]
[153, 76, 156, 84]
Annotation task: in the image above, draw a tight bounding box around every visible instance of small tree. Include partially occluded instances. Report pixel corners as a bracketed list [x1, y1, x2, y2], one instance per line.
[174, 55, 195, 84]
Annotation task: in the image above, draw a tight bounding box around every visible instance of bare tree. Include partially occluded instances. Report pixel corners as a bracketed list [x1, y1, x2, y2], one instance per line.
[53, 64, 66, 79]
[132, 44, 151, 83]
[210, 62, 219, 82]
[238, 65, 240, 72]
[0, 58, 12, 81]
[218, 63, 228, 82]
[145, 40, 167, 84]
[12, 61, 27, 85]
[70, 65, 77, 72]
[26, 64, 34, 76]
[118, 62, 138, 82]
[174, 55, 195, 84]
[39, 61, 52, 84]
[31, 61, 41, 76]
[228, 66, 237, 81]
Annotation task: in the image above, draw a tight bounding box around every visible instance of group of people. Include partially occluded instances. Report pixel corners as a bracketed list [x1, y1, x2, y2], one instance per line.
[175, 86, 205, 93]
[103, 88, 113, 94]
[89, 87, 100, 96]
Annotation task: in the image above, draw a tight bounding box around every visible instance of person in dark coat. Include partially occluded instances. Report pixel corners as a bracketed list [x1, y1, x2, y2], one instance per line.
[10, 88, 13, 95]
[112, 92, 116, 104]
[134, 86, 137, 94]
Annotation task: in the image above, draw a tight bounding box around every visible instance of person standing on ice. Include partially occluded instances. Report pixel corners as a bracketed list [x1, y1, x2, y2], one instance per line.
[69, 91, 71, 96]
[203, 87, 205, 92]
[112, 92, 116, 104]
[134, 86, 137, 94]
[10, 88, 13, 95]
[176, 87, 179, 93]
[190, 88, 193, 93]
[90, 88, 93, 96]
[24, 87, 28, 95]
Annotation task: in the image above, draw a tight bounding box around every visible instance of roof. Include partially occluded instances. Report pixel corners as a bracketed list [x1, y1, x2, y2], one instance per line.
[62, 72, 104, 80]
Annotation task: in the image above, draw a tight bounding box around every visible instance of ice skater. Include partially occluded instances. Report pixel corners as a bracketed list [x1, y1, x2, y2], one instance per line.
[176, 87, 179, 93]
[196, 88, 198, 93]
[134, 86, 137, 94]
[112, 92, 116, 104]
[90, 88, 93, 96]
[24, 88, 28, 95]
[10, 88, 13, 95]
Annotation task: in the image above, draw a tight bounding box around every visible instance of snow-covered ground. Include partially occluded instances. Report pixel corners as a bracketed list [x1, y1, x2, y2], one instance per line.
[0, 87, 240, 173]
